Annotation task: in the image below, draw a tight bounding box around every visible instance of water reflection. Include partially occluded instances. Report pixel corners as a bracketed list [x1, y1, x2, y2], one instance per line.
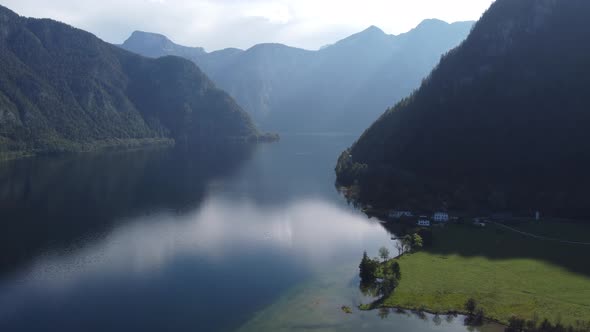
[0, 144, 254, 274]
[0, 135, 500, 332]
[1, 193, 392, 327]
[3, 198, 387, 285]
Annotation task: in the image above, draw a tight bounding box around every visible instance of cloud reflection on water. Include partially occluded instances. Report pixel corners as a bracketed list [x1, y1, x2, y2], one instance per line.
[6, 196, 389, 290]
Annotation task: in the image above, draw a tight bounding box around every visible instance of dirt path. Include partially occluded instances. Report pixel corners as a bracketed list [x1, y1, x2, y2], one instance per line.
[492, 222, 590, 246]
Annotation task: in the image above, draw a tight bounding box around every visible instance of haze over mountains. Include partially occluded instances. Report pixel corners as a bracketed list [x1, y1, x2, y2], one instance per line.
[337, 0, 590, 217]
[120, 20, 474, 133]
[0, 5, 257, 156]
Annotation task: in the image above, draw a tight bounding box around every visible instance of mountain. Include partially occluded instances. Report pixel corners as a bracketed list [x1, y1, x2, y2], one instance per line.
[0, 5, 258, 157]
[120, 20, 474, 133]
[336, 0, 590, 217]
[120, 31, 206, 59]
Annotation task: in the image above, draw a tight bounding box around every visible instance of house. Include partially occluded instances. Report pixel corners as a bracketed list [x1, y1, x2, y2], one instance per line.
[389, 210, 413, 219]
[417, 216, 431, 227]
[433, 212, 449, 223]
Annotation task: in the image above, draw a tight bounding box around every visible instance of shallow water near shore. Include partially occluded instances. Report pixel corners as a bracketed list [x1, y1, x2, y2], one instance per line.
[0, 134, 502, 332]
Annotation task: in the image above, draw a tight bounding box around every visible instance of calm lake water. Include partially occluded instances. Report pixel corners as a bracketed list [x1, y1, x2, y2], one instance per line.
[0, 134, 501, 332]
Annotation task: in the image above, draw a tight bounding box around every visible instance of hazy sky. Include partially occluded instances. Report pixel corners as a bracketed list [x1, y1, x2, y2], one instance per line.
[0, 0, 495, 51]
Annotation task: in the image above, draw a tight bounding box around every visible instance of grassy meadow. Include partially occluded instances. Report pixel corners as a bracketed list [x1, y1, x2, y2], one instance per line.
[383, 222, 590, 325]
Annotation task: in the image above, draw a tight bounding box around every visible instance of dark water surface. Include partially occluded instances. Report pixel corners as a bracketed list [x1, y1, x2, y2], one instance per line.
[0, 135, 500, 332]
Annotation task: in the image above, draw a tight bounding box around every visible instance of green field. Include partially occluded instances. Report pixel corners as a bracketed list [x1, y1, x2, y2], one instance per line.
[382, 222, 590, 325]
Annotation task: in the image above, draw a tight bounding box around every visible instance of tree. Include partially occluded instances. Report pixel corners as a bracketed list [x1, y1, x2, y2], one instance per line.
[539, 319, 552, 330]
[506, 316, 525, 332]
[379, 246, 390, 262]
[391, 261, 402, 280]
[378, 274, 399, 296]
[525, 315, 538, 330]
[464, 298, 477, 315]
[359, 279, 380, 297]
[473, 308, 485, 325]
[395, 241, 404, 256]
[412, 233, 424, 250]
[401, 234, 413, 254]
[433, 314, 442, 326]
[464, 299, 485, 326]
[378, 307, 390, 320]
[359, 251, 377, 282]
[358, 252, 403, 301]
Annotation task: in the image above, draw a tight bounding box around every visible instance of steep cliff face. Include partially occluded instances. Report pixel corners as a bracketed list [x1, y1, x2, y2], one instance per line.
[120, 31, 206, 59]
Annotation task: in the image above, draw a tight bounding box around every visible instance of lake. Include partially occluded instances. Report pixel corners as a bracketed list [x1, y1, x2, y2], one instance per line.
[0, 134, 502, 332]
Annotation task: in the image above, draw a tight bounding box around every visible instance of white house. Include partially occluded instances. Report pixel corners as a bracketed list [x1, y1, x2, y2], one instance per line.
[433, 212, 449, 223]
[417, 216, 431, 227]
[389, 210, 413, 219]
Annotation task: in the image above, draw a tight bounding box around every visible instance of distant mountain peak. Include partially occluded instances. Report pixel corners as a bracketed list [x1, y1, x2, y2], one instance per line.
[130, 30, 168, 39]
[327, 25, 389, 50]
[246, 43, 301, 52]
[362, 25, 386, 35]
[400, 19, 474, 40]
[125, 31, 175, 46]
[122, 30, 205, 58]
[249, 42, 287, 49]
[416, 18, 449, 27]
[414, 18, 449, 30]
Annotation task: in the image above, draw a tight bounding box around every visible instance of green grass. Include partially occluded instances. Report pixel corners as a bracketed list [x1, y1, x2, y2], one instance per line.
[509, 220, 590, 243]
[341, 306, 353, 314]
[383, 222, 590, 325]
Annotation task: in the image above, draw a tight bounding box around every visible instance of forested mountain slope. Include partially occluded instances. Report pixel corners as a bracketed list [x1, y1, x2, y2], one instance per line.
[337, 0, 590, 217]
[0, 5, 257, 156]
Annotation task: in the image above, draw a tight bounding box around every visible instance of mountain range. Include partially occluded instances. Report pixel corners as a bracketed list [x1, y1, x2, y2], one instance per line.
[0, 5, 258, 157]
[120, 20, 474, 133]
[337, 0, 590, 217]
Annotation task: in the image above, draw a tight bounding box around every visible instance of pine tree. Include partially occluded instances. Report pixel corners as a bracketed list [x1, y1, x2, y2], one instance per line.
[359, 251, 376, 282]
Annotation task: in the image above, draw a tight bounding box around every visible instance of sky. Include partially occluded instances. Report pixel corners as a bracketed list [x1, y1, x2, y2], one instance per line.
[0, 0, 495, 51]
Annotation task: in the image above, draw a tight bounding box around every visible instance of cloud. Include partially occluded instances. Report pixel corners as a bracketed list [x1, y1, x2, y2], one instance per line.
[0, 0, 494, 51]
[245, 2, 293, 24]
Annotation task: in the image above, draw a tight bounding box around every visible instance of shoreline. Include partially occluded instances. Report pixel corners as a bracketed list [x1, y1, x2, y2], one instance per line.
[0, 133, 282, 162]
[363, 225, 590, 326]
[0, 137, 175, 162]
[361, 303, 506, 328]
[342, 183, 590, 328]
